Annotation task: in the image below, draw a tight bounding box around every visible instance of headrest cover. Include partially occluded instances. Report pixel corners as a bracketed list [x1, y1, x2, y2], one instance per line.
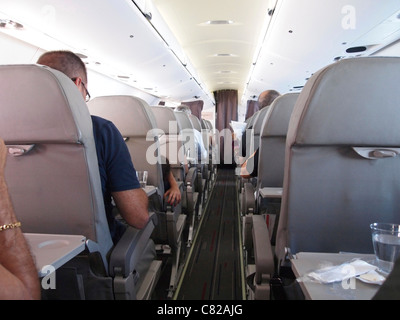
[88, 95, 157, 137]
[262, 93, 299, 137]
[287, 57, 400, 146]
[0, 64, 91, 144]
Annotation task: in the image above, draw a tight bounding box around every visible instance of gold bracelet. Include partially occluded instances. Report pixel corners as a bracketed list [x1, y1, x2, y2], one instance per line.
[0, 221, 21, 232]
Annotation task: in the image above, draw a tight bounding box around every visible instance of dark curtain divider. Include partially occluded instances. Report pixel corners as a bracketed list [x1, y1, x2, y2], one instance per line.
[245, 100, 259, 120]
[214, 89, 238, 165]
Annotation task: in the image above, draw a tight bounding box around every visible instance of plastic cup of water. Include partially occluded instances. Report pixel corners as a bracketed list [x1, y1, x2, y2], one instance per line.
[370, 222, 400, 274]
[136, 170, 148, 188]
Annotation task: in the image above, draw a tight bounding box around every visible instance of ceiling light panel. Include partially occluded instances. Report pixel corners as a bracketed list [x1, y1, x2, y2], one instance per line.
[151, 0, 274, 98]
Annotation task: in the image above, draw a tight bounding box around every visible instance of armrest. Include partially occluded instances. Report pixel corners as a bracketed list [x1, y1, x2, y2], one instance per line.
[240, 182, 256, 215]
[259, 187, 282, 199]
[109, 212, 158, 278]
[252, 215, 274, 284]
[185, 166, 197, 187]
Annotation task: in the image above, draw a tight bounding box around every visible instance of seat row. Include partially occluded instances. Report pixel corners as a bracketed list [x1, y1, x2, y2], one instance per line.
[238, 56, 400, 299]
[0, 63, 217, 299]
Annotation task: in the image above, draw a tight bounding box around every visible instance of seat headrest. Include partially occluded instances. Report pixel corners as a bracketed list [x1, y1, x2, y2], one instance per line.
[0, 64, 91, 144]
[262, 93, 299, 137]
[174, 112, 193, 130]
[189, 114, 202, 132]
[288, 57, 400, 146]
[151, 106, 180, 134]
[88, 95, 157, 137]
[253, 107, 271, 135]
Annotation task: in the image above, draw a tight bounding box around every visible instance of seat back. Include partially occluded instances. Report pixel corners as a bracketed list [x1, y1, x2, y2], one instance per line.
[188, 114, 202, 132]
[151, 106, 185, 180]
[240, 111, 260, 159]
[88, 96, 164, 201]
[0, 64, 113, 263]
[276, 57, 400, 264]
[174, 111, 193, 130]
[174, 111, 198, 162]
[87, 96, 185, 249]
[150, 106, 182, 160]
[252, 107, 271, 156]
[256, 93, 299, 190]
[189, 114, 208, 157]
[202, 119, 219, 165]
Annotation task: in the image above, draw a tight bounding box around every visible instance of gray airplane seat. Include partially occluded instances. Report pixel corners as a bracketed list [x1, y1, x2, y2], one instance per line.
[188, 113, 209, 207]
[88, 96, 185, 297]
[156, 108, 200, 247]
[150, 106, 199, 222]
[150, 106, 186, 183]
[252, 106, 272, 160]
[237, 109, 263, 196]
[240, 110, 260, 160]
[0, 64, 160, 299]
[242, 93, 299, 255]
[174, 111, 202, 202]
[174, 111, 199, 165]
[257, 93, 299, 193]
[251, 57, 400, 299]
[202, 119, 218, 184]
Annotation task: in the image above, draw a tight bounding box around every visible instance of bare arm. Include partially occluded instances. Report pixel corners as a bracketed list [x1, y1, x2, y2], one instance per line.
[0, 140, 41, 300]
[112, 188, 149, 229]
[240, 150, 257, 179]
[164, 172, 181, 206]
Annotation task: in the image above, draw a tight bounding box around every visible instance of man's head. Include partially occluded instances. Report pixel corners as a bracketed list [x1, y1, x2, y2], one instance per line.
[174, 105, 192, 114]
[37, 50, 90, 101]
[258, 90, 280, 109]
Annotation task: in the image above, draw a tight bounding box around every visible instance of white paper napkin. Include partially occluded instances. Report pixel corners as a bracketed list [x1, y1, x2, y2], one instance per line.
[302, 259, 378, 284]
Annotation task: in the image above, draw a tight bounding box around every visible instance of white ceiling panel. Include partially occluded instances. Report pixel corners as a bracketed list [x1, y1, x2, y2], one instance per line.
[1, 0, 400, 113]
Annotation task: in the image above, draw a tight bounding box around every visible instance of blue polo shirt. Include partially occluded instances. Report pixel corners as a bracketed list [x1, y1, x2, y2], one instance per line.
[91, 116, 140, 243]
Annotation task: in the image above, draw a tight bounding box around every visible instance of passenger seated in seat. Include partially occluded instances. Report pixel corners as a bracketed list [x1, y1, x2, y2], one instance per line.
[37, 50, 149, 244]
[174, 105, 208, 163]
[161, 156, 181, 206]
[0, 139, 41, 300]
[240, 89, 280, 178]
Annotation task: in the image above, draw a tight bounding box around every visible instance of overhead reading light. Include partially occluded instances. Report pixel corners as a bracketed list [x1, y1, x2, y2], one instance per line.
[206, 20, 234, 25]
[215, 53, 235, 57]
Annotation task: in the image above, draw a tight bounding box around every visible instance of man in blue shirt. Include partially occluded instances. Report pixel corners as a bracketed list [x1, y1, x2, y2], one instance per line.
[37, 50, 149, 244]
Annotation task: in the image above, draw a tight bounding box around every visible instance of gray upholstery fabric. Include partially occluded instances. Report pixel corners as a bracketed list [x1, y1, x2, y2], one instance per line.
[252, 106, 271, 152]
[151, 106, 180, 134]
[151, 106, 186, 169]
[88, 95, 184, 246]
[0, 64, 113, 262]
[257, 93, 299, 189]
[276, 57, 400, 264]
[88, 95, 164, 192]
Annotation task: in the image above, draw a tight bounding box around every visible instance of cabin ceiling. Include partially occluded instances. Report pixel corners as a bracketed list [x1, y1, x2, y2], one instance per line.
[1, 0, 400, 114]
[149, 0, 275, 102]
